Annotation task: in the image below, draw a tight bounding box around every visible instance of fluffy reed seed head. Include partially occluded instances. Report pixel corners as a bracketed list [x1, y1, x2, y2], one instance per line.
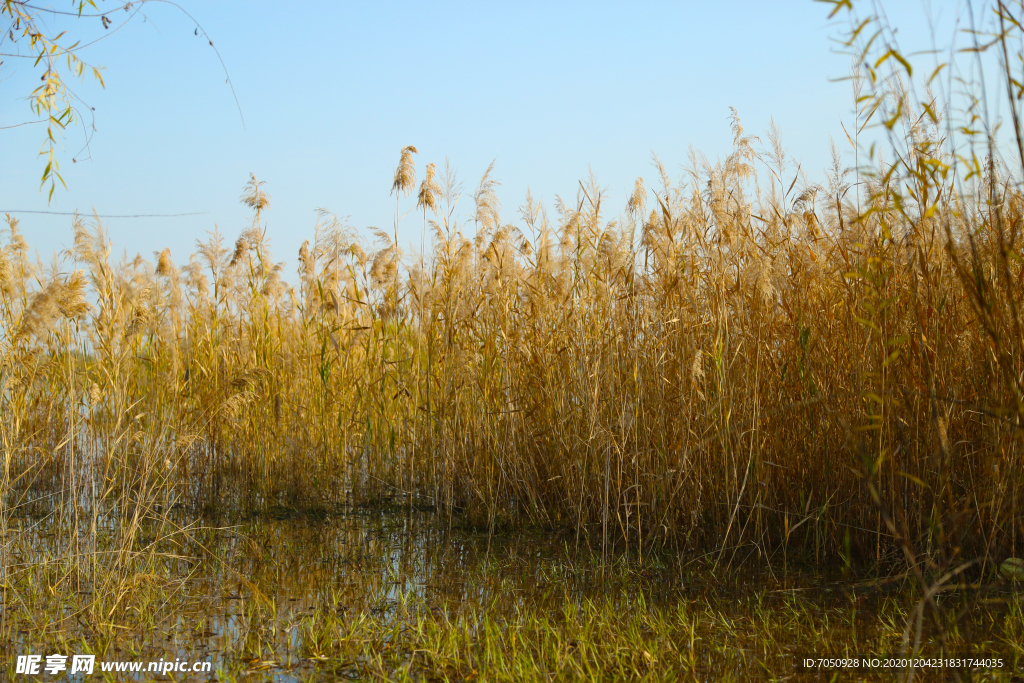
[184, 256, 209, 298]
[369, 228, 400, 287]
[298, 240, 315, 283]
[241, 173, 272, 213]
[370, 255, 396, 289]
[58, 271, 90, 319]
[417, 162, 440, 214]
[230, 236, 249, 267]
[627, 177, 647, 218]
[15, 271, 90, 341]
[392, 146, 418, 197]
[260, 262, 285, 298]
[0, 245, 11, 295]
[72, 215, 97, 265]
[349, 242, 367, 267]
[474, 161, 501, 232]
[229, 226, 267, 268]
[155, 248, 176, 277]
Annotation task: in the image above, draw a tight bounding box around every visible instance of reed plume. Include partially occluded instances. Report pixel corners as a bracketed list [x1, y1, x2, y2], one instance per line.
[417, 162, 440, 215]
[242, 173, 271, 214]
[392, 146, 418, 197]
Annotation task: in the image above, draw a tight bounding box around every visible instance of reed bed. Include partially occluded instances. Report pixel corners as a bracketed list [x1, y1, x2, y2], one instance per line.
[3, 4, 1024, 678]
[1, 8, 1024, 622]
[2, 98, 1023, 577]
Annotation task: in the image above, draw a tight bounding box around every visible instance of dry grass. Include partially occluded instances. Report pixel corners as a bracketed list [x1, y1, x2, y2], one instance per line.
[2, 112, 1022, 572]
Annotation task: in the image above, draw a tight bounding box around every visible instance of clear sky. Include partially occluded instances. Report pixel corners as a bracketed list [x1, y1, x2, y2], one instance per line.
[0, 1, 1000, 274]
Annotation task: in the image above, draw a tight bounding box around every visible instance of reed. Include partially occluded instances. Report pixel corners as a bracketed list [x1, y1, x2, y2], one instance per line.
[3, 5, 1024, 677]
[1, 0, 1023, 600]
[1, 105, 1021, 574]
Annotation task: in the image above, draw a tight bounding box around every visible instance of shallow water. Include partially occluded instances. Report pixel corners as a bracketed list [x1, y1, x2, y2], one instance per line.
[4, 507, 1021, 681]
[158, 511, 689, 677]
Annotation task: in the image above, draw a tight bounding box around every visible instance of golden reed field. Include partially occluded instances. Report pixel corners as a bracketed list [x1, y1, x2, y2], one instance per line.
[3, 105, 1023, 572]
[3, 3, 1024, 677]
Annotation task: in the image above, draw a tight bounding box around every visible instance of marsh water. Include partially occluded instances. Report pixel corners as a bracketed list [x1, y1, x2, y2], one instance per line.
[5, 506, 1021, 681]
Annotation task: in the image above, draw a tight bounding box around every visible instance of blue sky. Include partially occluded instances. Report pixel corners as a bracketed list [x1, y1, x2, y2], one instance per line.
[0, 1, 1000, 274]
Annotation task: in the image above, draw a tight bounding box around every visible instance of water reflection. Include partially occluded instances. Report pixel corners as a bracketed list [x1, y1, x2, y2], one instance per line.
[5, 507, 1018, 681]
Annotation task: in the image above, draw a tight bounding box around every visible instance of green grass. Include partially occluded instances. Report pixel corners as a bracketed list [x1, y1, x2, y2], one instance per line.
[2, 512, 1020, 681]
